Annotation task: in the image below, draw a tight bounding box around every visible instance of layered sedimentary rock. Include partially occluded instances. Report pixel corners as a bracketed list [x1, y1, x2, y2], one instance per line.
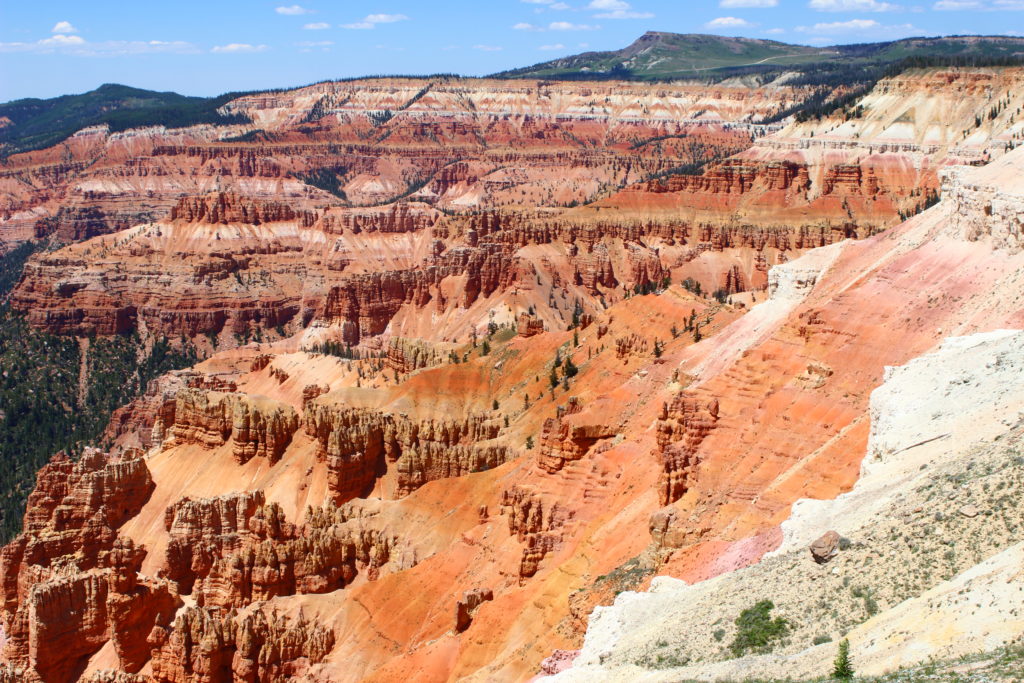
[0, 450, 178, 682]
[148, 607, 334, 683]
[537, 398, 618, 474]
[653, 394, 720, 507]
[2, 76, 784, 255]
[168, 388, 299, 464]
[168, 192, 312, 226]
[500, 485, 571, 579]
[455, 587, 494, 633]
[304, 402, 510, 501]
[164, 492, 414, 609]
[0, 73, 805, 344]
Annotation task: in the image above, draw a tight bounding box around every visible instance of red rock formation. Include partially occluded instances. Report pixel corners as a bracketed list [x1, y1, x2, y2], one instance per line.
[169, 192, 312, 225]
[517, 312, 545, 337]
[168, 388, 299, 464]
[0, 450, 178, 682]
[654, 394, 720, 507]
[500, 485, 572, 579]
[317, 203, 438, 235]
[6, 68, 1024, 683]
[455, 587, 494, 632]
[304, 402, 510, 501]
[164, 493, 412, 608]
[537, 398, 617, 474]
[148, 607, 334, 683]
[163, 491, 285, 593]
[385, 338, 445, 374]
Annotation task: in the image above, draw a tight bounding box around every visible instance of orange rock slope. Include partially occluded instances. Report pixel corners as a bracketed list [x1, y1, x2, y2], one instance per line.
[1, 67, 1024, 682]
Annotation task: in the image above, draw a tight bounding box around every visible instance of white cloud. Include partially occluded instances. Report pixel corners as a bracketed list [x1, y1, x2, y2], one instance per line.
[596, 9, 656, 17]
[551, 2, 572, 8]
[764, 27, 786, 32]
[795, 17, 920, 35]
[797, 18, 881, 29]
[40, 34, 86, 46]
[588, 0, 654, 18]
[706, 16, 756, 27]
[549, 21, 599, 29]
[809, 0, 902, 10]
[0, 34, 199, 56]
[303, 22, 330, 29]
[365, 13, 409, 23]
[473, 44, 503, 51]
[212, 43, 268, 53]
[276, 5, 312, 15]
[931, 0, 1023, 5]
[539, 43, 567, 50]
[514, 22, 542, 30]
[342, 13, 409, 29]
[523, 0, 571, 7]
[721, 0, 778, 5]
[51, 21, 78, 34]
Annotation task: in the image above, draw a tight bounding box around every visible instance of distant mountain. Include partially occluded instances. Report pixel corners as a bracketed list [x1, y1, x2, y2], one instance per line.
[494, 32, 1024, 81]
[0, 83, 249, 156]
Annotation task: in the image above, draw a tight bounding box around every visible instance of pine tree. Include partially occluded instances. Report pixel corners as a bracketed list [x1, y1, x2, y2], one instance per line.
[832, 639, 854, 680]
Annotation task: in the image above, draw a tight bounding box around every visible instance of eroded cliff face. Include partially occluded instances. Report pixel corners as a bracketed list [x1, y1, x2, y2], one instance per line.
[0, 450, 179, 682]
[1, 77, 782, 252]
[12, 70, 1022, 349]
[148, 607, 334, 683]
[304, 401, 510, 500]
[4, 68, 1024, 683]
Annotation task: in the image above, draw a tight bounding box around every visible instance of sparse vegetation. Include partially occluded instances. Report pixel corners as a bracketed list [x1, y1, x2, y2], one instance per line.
[729, 600, 791, 657]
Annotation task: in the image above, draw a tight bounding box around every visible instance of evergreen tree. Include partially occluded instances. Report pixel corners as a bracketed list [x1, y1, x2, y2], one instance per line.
[833, 639, 854, 680]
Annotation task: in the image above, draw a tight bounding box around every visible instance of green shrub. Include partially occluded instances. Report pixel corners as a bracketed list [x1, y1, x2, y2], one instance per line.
[729, 600, 790, 657]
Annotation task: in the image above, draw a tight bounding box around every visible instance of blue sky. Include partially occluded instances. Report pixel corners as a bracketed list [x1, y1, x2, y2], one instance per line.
[1, 0, 1022, 101]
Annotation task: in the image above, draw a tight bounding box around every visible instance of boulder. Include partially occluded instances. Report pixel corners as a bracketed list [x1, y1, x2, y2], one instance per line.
[810, 530, 841, 564]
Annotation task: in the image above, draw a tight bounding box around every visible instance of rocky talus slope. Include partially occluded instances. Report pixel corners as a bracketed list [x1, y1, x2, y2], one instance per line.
[0, 67, 1023, 682]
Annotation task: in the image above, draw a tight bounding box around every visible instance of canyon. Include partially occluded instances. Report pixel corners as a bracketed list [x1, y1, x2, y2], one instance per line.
[0, 60, 1023, 683]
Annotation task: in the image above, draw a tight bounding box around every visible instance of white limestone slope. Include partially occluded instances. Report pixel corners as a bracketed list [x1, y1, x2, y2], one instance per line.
[774, 329, 1024, 556]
